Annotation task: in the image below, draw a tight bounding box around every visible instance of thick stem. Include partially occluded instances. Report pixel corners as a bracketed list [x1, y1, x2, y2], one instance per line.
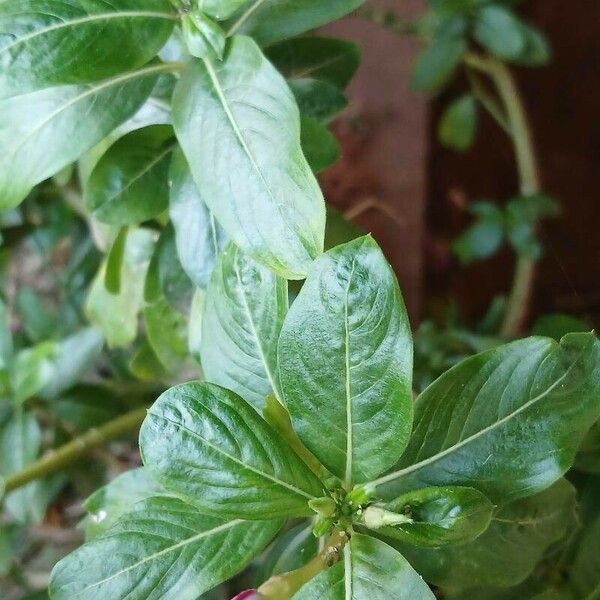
[464, 53, 541, 337]
[258, 530, 348, 600]
[3, 408, 148, 494]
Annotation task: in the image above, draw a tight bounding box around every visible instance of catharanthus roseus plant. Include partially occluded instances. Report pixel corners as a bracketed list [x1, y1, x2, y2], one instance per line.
[49, 237, 600, 599]
[0, 0, 599, 598]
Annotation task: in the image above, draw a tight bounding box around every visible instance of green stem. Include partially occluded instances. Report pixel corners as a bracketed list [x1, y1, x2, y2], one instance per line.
[3, 408, 148, 494]
[258, 530, 348, 599]
[464, 53, 541, 337]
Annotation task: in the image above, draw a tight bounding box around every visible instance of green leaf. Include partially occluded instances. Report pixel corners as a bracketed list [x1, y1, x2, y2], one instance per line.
[40, 327, 104, 399]
[182, 12, 226, 60]
[188, 288, 205, 362]
[374, 333, 600, 504]
[85, 125, 175, 225]
[576, 419, 600, 474]
[571, 515, 600, 598]
[368, 486, 493, 547]
[0, 299, 13, 369]
[411, 35, 466, 92]
[86, 228, 155, 348]
[201, 0, 247, 21]
[294, 534, 435, 599]
[104, 227, 128, 294]
[139, 382, 325, 519]
[81, 468, 165, 539]
[0, 63, 166, 211]
[473, 5, 526, 61]
[438, 94, 478, 152]
[54, 384, 123, 431]
[301, 116, 341, 173]
[278, 236, 413, 485]
[452, 201, 505, 265]
[172, 36, 325, 279]
[201, 244, 288, 412]
[0, 409, 45, 523]
[129, 340, 168, 382]
[225, 0, 366, 47]
[515, 24, 551, 66]
[169, 147, 228, 289]
[50, 495, 281, 600]
[0, 0, 176, 98]
[11, 342, 57, 405]
[289, 78, 348, 123]
[267, 37, 360, 89]
[396, 479, 577, 591]
[531, 313, 590, 341]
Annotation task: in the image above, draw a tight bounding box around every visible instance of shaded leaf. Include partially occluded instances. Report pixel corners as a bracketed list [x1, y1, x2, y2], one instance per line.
[289, 78, 347, 123]
[473, 5, 526, 61]
[411, 35, 466, 92]
[301, 115, 341, 173]
[438, 94, 478, 152]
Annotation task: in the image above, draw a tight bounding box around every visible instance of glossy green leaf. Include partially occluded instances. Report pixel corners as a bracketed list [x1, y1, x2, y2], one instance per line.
[40, 327, 104, 399]
[140, 382, 325, 519]
[289, 78, 348, 123]
[369, 486, 493, 547]
[396, 479, 577, 591]
[452, 201, 505, 265]
[86, 228, 155, 348]
[438, 94, 478, 152]
[571, 515, 600, 598]
[0, 63, 167, 211]
[104, 227, 128, 294]
[11, 342, 57, 405]
[0, 0, 176, 98]
[85, 125, 175, 225]
[182, 12, 225, 61]
[294, 534, 435, 599]
[81, 468, 165, 539]
[172, 35, 325, 279]
[267, 37, 360, 89]
[201, 244, 288, 412]
[50, 495, 281, 600]
[473, 5, 526, 61]
[411, 35, 466, 92]
[301, 116, 341, 173]
[169, 148, 228, 289]
[278, 236, 413, 485]
[374, 333, 600, 504]
[225, 0, 366, 47]
[202, 0, 247, 21]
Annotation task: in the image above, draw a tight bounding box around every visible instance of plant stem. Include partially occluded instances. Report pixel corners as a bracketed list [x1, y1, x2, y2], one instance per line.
[464, 53, 541, 337]
[3, 408, 148, 494]
[258, 530, 348, 599]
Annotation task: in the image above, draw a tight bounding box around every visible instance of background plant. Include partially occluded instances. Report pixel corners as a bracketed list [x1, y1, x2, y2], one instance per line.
[0, 0, 598, 598]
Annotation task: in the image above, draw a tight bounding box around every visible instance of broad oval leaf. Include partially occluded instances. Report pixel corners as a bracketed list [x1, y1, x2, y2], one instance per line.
[169, 148, 227, 289]
[85, 125, 175, 225]
[411, 35, 466, 92]
[374, 333, 600, 504]
[172, 35, 325, 280]
[0, 0, 176, 97]
[368, 486, 493, 547]
[438, 94, 478, 152]
[50, 495, 281, 600]
[294, 534, 435, 599]
[0, 63, 168, 211]
[279, 236, 413, 486]
[267, 37, 360, 89]
[473, 5, 526, 61]
[225, 0, 366, 47]
[395, 479, 577, 591]
[139, 382, 325, 519]
[301, 115, 341, 174]
[201, 243, 288, 412]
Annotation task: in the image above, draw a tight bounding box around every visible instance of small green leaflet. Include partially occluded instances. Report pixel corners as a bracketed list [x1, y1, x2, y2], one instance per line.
[201, 243, 288, 412]
[0, 0, 176, 98]
[374, 333, 600, 504]
[139, 382, 325, 519]
[279, 236, 413, 485]
[172, 35, 325, 280]
[294, 534, 435, 599]
[49, 495, 282, 600]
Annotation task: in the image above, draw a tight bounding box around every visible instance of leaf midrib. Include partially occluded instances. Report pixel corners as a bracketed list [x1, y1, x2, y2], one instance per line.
[150, 410, 316, 501]
[73, 518, 243, 595]
[0, 11, 176, 57]
[372, 347, 585, 489]
[344, 256, 358, 487]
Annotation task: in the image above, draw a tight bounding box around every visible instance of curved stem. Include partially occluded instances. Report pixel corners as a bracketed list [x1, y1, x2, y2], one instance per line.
[258, 530, 348, 599]
[465, 53, 541, 337]
[3, 408, 148, 494]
